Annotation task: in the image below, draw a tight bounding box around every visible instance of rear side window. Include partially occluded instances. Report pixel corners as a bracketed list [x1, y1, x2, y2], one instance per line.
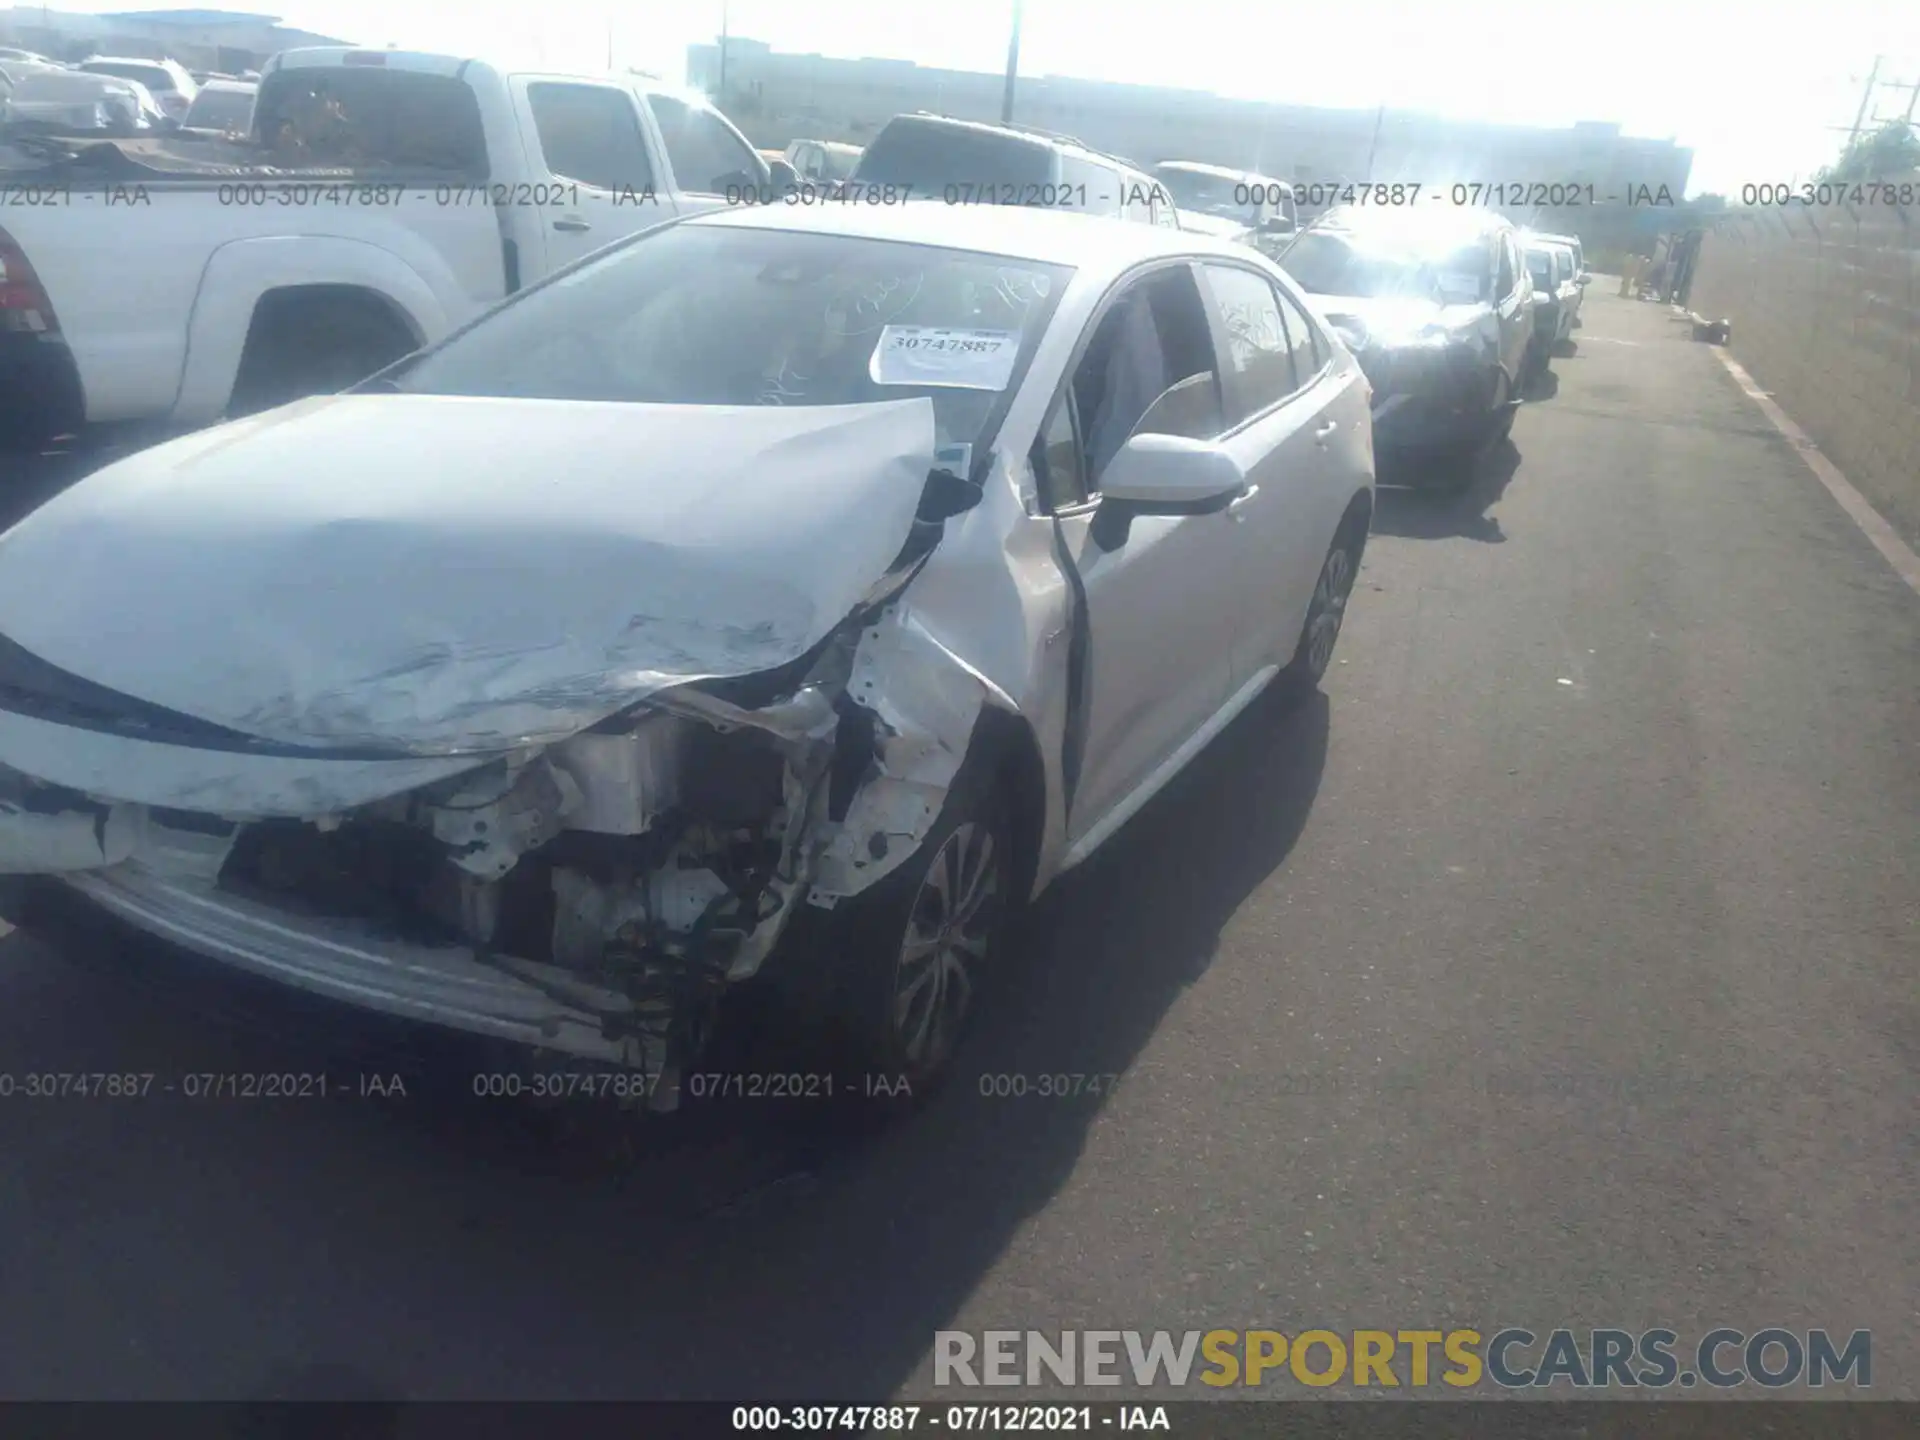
[852, 119, 1052, 196]
[1201, 264, 1299, 423]
[1060, 154, 1123, 215]
[527, 82, 654, 191]
[184, 86, 254, 132]
[254, 68, 486, 171]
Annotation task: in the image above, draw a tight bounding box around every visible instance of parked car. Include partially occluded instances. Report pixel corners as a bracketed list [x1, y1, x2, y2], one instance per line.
[1274, 205, 1532, 478]
[1526, 228, 1588, 327]
[77, 55, 198, 123]
[1530, 229, 1586, 280]
[784, 137, 860, 184]
[175, 76, 255, 137]
[0, 47, 59, 66]
[0, 66, 167, 137]
[0, 45, 795, 451]
[1149, 160, 1296, 253]
[1521, 238, 1581, 379]
[847, 113, 1178, 226]
[0, 202, 1374, 1109]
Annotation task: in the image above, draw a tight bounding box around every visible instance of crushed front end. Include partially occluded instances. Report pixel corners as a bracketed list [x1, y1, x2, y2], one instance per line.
[0, 602, 988, 1112]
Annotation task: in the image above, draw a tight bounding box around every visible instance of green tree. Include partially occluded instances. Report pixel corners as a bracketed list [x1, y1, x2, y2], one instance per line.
[1819, 120, 1920, 182]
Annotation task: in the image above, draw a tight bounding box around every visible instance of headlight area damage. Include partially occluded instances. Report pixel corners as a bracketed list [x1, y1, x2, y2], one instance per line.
[0, 396, 999, 1110]
[0, 599, 986, 1111]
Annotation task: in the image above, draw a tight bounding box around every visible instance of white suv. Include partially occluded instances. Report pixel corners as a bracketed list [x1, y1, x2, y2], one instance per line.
[78, 55, 198, 122]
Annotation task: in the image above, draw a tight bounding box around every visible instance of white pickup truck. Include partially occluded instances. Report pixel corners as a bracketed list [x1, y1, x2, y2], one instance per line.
[0, 46, 793, 451]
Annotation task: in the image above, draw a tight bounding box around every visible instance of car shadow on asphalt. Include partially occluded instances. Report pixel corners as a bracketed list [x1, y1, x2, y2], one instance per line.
[1, 689, 1332, 1400]
[1521, 366, 1561, 403]
[1371, 437, 1522, 543]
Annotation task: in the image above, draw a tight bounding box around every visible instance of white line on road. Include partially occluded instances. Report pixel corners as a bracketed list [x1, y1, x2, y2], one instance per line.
[1714, 350, 1920, 598]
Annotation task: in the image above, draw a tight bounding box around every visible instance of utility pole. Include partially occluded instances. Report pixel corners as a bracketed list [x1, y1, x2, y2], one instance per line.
[718, 0, 729, 99]
[1000, 0, 1022, 124]
[1362, 103, 1385, 183]
[1846, 55, 1883, 146]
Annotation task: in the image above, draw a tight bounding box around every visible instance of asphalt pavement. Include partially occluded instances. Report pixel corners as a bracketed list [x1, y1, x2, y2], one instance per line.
[0, 288, 1914, 1401]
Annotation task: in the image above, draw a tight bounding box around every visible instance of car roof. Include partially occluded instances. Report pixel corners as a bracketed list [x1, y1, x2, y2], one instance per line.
[1154, 159, 1290, 188]
[195, 78, 257, 93]
[876, 111, 1145, 172]
[83, 56, 183, 70]
[1312, 204, 1514, 245]
[690, 199, 1252, 273]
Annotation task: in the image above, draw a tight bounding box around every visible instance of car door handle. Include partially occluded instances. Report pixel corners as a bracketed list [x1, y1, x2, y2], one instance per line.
[1313, 420, 1339, 440]
[553, 217, 592, 233]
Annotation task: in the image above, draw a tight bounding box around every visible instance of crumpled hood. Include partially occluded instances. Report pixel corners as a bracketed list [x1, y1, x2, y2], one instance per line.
[0, 393, 938, 755]
[1308, 293, 1486, 346]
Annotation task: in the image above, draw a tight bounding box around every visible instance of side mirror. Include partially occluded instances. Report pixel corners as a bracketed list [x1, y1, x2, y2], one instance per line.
[1093, 433, 1245, 547]
[1576, 273, 1591, 286]
[766, 158, 799, 190]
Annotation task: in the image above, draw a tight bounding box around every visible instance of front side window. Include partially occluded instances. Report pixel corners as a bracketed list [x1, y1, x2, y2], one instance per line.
[650, 93, 758, 194]
[1068, 267, 1222, 488]
[527, 82, 653, 192]
[1496, 236, 1517, 299]
[393, 224, 1070, 455]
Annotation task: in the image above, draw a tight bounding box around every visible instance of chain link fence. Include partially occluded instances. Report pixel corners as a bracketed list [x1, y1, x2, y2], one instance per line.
[1687, 174, 1920, 545]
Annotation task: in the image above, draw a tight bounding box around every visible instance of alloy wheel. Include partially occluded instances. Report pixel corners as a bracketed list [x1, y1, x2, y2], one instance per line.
[1306, 546, 1355, 679]
[890, 821, 1001, 1072]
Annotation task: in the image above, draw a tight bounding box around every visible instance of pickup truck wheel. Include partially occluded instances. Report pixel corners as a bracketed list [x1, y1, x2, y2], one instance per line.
[229, 294, 416, 418]
[810, 757, 1015, 1111]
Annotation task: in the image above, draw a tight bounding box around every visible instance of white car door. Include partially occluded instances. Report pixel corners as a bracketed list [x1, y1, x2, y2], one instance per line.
[1195, 261, 1369, 679]
[515, 78, 677, 271]
[1031, 263, 1248, 846]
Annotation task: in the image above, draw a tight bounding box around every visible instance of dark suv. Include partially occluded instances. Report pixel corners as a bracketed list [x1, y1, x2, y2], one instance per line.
[1275, 206, 1533, 478]
[846, 113, 1176, 226]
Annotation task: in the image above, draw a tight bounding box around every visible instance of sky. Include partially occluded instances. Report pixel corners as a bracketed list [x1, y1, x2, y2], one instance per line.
[44, 1, 1920, 194]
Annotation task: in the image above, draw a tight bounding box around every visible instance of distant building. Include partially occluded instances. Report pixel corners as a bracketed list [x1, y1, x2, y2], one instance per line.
[689, 38, 1692, 242]
[0, 7, 349, 71]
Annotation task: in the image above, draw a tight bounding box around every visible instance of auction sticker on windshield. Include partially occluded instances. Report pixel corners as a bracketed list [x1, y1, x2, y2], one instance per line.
[871, 327, 1020, 390]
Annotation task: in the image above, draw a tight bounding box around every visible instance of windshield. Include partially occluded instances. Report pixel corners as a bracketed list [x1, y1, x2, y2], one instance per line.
[392, 223, 1070, 450]
[1279, 231, 1487, 304]
[184, 86, 253, 132]
[1527, 251, 1554, 287]
[1152, 166, 1262, 226]
[851, 121, 1052, 195]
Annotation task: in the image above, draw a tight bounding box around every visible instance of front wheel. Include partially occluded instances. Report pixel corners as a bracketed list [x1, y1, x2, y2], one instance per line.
[812, 760, 1015, 1106]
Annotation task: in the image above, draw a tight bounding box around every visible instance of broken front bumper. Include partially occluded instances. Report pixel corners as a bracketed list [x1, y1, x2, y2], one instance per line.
[0, 862, 676, 1095]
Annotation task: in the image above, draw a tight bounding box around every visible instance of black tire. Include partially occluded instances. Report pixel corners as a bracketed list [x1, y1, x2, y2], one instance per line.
[806, 752, 1016, 1109]
[1487, 368, 1517, 442]
[1278, 523, 1363, 698]
[229, 295, 415, 418]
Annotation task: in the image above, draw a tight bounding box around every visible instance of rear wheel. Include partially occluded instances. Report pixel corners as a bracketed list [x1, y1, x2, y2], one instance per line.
[1279, 527, 1363, 697]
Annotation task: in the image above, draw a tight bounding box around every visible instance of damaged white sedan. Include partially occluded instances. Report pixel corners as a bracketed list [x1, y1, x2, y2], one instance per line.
[0, 202, 1375, 1109]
